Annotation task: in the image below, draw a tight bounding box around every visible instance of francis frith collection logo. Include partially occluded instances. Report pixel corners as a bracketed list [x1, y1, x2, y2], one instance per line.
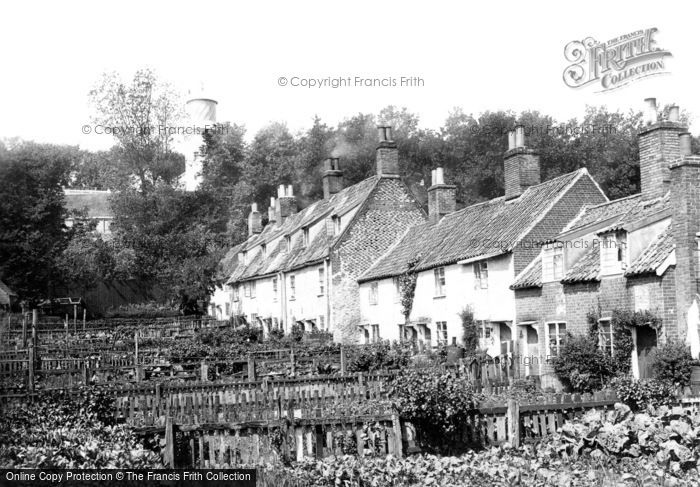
[563, 28, 671, 92]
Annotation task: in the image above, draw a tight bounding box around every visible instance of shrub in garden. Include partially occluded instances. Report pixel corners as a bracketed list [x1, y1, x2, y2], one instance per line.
[552, 333, 614, 393]
[346, 342, 412, 373]
[391, 367, 478, 453]
[650, 340, 696, 387]
[460, 306, 479, 354]
[609, 376, 676, 411]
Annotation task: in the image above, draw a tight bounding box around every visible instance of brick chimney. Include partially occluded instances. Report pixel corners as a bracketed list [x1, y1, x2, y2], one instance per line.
[376, 126, 399, 177]
[275, 184, 297, 223]
[670, 132, 700, 341]
[268, 197, 276, 225]
[247, 203, 262, 236]
[428, 167, 456, 224]
[322, 157, 344, 199]
[638, 98, 687, 200]
[504, 125, 541, 200]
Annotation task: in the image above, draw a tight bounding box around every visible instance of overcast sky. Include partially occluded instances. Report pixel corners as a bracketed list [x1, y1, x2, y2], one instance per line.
[1, 0, 697, 151]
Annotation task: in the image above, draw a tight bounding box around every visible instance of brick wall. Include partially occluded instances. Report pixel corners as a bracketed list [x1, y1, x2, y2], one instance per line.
[514, 174, 607, 275]
[331, 178, 427, 342]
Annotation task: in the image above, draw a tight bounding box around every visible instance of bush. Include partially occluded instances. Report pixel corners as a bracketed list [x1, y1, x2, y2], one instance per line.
[290, 323, 304, 342]
[609, 376, 676, 411]
[391, 367, 477, 453]
[346, 342, 412, 373]
[104, 301, 179, 319]
[650, 340, 695, 387]
[460, 306, 479, 354]
[552, 333, 615, 393]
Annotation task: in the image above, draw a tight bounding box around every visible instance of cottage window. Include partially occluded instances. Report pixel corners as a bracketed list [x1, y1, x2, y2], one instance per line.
[242, 251, 248, 265]
[552, 249, 563, 280]
[600, 232, 627, 275]
[319, 315, 325, 330]
[285, 235, 291, 251]
[289, 275, 296, 300]
[369, 282, 378, 305]
[598, 318, 614, 356]
[272, 277, 278, 301]
[318, 267, 325, 295]
[232, 285, 240, 302]
[547, 322, 566, 358]
[393, 277, 401, 303]
[261, 244, 267, 258]
[302, 228, 309, 247]
[243, 282, 250, 298]
[474, 261, 488, 289]
[434, 267, 446, 296]
[250, 280, 256, 299]
[436, 321, 448, 346]
[225, 302, 230, 316]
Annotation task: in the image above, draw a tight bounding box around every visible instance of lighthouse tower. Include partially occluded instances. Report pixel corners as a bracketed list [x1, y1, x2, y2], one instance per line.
[182, 86, 217, 191]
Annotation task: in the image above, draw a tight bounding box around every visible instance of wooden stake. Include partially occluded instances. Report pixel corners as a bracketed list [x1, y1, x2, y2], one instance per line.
[507, 398, 520, 448]
[164, 417, 175, 467]
[27, 342, 35, 392]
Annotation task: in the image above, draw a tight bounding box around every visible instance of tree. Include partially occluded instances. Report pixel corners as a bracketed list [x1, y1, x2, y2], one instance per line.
[88, 69, 186, 192]
[0, 141, 76, 304]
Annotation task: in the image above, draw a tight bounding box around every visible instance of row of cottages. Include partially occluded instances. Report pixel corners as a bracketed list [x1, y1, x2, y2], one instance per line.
[209, 127, 428, 341]
[357, 126, 608, 353]
[511, 99, 700, 387]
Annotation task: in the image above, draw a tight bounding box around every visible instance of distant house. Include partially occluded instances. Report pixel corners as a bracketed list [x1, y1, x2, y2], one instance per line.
[358, 126, 607, 352]
[64, 189, 114, 236]
[0, 280, 18, 310]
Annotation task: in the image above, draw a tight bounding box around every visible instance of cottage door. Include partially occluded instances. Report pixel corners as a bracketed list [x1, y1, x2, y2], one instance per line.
[636, 325, 657, 379]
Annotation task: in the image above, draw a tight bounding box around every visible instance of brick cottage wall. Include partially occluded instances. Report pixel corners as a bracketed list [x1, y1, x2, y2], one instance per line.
[331, 177, 426, 342]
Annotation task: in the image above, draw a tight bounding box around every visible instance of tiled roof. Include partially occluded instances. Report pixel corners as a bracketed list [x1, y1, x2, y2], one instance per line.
[214, 244, 244, 281]
[561, 245, 600, 283]
[64, 190, 113, 218]
[511, 255, 542, 289]
[625, 228, 674, 277]
[225, 176, 381, 283]
[359, 169, 588, 283]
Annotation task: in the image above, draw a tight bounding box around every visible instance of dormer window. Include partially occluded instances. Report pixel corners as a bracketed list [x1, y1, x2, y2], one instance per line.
[542, 243, 564, 282]
[261, 244, 267, 258]
[474, 261, 488, 289]
[302, 228, 309, 247]
[242, 251, 248, 265]
[600, 231, 627, 275]
[284, 235, 291, 251]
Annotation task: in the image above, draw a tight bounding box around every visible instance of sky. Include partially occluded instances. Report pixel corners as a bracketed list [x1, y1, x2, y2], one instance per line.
[1, 0, 698, 152]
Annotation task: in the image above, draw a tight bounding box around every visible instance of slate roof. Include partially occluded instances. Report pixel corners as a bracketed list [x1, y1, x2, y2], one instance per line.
[625, 228, 674, 277]
[64, 190, 114, 218]
[561, 245, 601, 283]
[510, 256, 542, 289]
[359, 169, 589, 283]
[225, 176, 382, 284]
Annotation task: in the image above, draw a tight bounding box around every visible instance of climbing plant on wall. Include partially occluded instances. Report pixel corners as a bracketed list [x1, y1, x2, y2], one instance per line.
[398, 257, 420, 323]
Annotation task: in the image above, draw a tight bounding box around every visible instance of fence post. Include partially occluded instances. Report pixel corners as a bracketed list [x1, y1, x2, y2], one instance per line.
[391, 413, 403, 458]
[164, 416, 175, 467]
[134, 331, 139, 365]
[201, 361, 209, 382]
[290, 349, 296, 376]
[27, 342, 35, 392]
[340, 346, 347, 376]
[83, 308, 86, 331]
[21, 314, 27, 348]
[248, 356, 256, 382]
[507, 398, 520, 448]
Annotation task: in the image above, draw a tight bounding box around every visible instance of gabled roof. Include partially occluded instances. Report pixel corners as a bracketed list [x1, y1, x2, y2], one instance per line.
[625, 228, 674, 277]
[64, 189, 114, 219]
[511, 255, 542, 290]
[0, 280, 17, 297]
[225, 175, 384, 284]
[561, 245, 600, 283]
[359, 169, 592, 283]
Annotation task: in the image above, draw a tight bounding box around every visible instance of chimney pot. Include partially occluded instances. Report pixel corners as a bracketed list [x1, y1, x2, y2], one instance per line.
[277, 185, 285, 198]
[270, 196, 276, 206]
[644, 97, 657, 124]
[669, 105, 680, 123]
[679, 132, 692, 157]
[376, 125, 399, 176]
[322, 157, 344, 198]
[508, 131, 516, 151]
[515, 125, 525, 148]
[251, 202, 258, 212]
[435, 167, 444, 185]
[286, 185, 293, 196]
